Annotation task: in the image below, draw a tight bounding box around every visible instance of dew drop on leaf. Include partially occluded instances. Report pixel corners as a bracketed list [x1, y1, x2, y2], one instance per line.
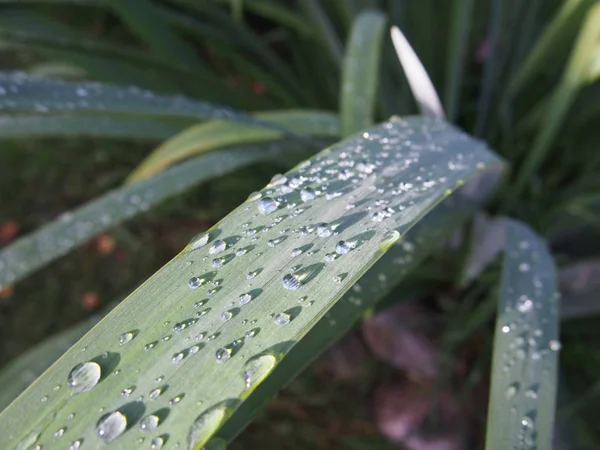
[215, 347, 232, 363]
[282, 273, 301, 290]
[119, 331, 135, 345]
[300, 188, 316, 202]
[274, 313, 291, 326]
[242, 354, 277, 389]
[140, 415, 159, 432]
[316, 223, 332, 237]
[238, 293, 252, 305]
[69, 439, 82, 450]
[96, 411, 127, 442]
[258, 197, 278, 215]
[189, 232, 209, 250]
[150, 436, 164, 449]
[335, 240, 355, 255]
[188, 277, 203, 290]
[68, 361, 101, 393]
[209, 240, 226, 255]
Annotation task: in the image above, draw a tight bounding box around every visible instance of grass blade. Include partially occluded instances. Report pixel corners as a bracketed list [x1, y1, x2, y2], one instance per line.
[512, 3, 600, 196]
[0, 141, 309, 288]
[0, 115, 185, 140]
[218, 194, 474, 441]
[0, 72, 280, 128]
[390, 26, 445, 118]
[128, 110, 340, 182]
[444, 0, 475, 122]
[340, 10, 386, 137]
[299, 0, 344, 66]
[485, 220, 559, 450]
[0, 117, 499, 449]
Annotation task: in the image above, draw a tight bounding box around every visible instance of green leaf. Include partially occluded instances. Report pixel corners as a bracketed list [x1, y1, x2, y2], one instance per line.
[0, 115, 185, 140]
[340, 10, 386, 137]
[485, 220, 559, 450]
[0, 117, 500, 449]
[128, 110, 340, 182]
[299, 0, 344, 66]
[512, 3, 600, 196]
[218, 194, 474, 441]
[109, 0, 204, 71]
[0, 141, 309, 288]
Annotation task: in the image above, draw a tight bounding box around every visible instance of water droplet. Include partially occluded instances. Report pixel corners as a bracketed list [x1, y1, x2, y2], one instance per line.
[209, 240, 226, 255]
[121, 385, 136, 397]
[170, 396, 182, 405]
[172, 352, 185, 364]
[68, 361, 101, 393]
[189, 232, 209, 250]
[96, 411, 127, 442]
[379, 230, 400, 249]
[549, 340, 562, 351]
[17, 431, 39, 450]
[140, 415, 159, 432]
[502, 325, 511, 333]
[274, 313, 291, 326]
[119, 331, 135, 345]
[221, 311, 233, 321]
[244, 328, 259, 340]
[282, 273, 301, 290]
[506, 383, 519, 400]
[335, 240, 355, 255]
[316, 223, 332, 237]
[69, 439, 82, 450]
[150, 436, 164, 449]
[215, 347, 232, 363]
[517, 295, 533, 313]
[238, 293, 252, 305]
[188, 404, 231, 450]
[212, 258, 224, 268]
[246, 270, 258, 280]
[258, 197, 278, 215]
[54, 427, 66, 438]
[291, 247, 303, 257]
[247, 191, 261, 201]
[188, 277, 204, 290]
[242, 354, 277, 389]
[145, 341, 158, 351]
[300, 188, 316, 202]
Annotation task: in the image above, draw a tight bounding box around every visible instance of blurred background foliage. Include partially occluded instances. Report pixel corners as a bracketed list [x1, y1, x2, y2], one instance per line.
[0, 0, 600, 448]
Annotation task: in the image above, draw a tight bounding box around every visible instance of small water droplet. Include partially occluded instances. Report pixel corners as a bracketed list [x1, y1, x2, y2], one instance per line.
[238, 293, 252, 305]
[506, 383, 519, 400]
[258, 197, 278, 215]
[215, 347, 232, 363]
[300, 188, 316, 202]
[170, 395, 182, 405]
[119, 331, 135, 345]
[282, 273, 301, 290]
[335, 240, 355, 255]
[150, 436, 164, 449]
[517, 295, 533, 313]
[145, 341, 158, 351]
[246, 270, 258, 280]
[209, 240, 226, 255]
[140, 415, 160, 432]
[316, 223, 332, 237]
[54, 427, 66, 438]
[549, 340, 562, 351]
[221, 310, 233, 321]
[188, 277, 204, 290]
[149, 387, 162, 400]
[121, 385, 136, 397]
[68, 361, 101, 393]
[172, 352, 185, 364]
[212, 258, 224, 268]
[69, 439, 82, 450]
[274, 313, 291, 326]
[96, 411, 127, 442]
[247, 191, 261, 201]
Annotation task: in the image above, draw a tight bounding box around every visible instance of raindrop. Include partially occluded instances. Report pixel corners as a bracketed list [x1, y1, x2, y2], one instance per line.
[247, 191, 261, 201]
[517, 295, 533, 313]
[282, 273, 301, 290]
[119, 331, 135, 345]
[506, 383, 519, 400]
[189, 233, 209, 250]
[69, 439, 82, 450]
[209, 240, 226, 255]
[170, 396, 182, 405]
[221, 311, 233, 321]
[188, 277, 203, 290]
[316, 223, 332, 237]
[335, 240, 355, 255]
[212, 258, 224, 269]
[258, 197, 278, 215]
[300, 188, 316, 202]
[215, 347, 232, 363]
[242, 354, 277, 389]
[140, 415, 159, 432]
[549, 340, 562, 351]
[238, 293, 252, 305]
[96, 411, 127, 442]
[68, 361, 101, 394]
[274, 313, 291, 326]
[172, 352, 185, 364]
[121, 386, 136, 397]
[246, 271, 258, 280]
[150, 436, 164, 449]
[149, 387, 163, 400]
[291, 247, 302, 257]
[145, 341, 158, 351]
[244, 328, 259, 340]
[54, 427, 66, 438]
[188, 404, 230, 450]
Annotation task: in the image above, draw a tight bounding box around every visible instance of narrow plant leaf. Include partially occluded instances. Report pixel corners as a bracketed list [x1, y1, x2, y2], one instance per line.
[0, 72, 271, 127]
[109, 0, 205, 71]
[444, 0, 474, 122]
[390, 26, 445, 118]
[0, 141, 308, 288]
[512, 3, 600, 196]
[299, 0, 344, 65]
[128, 110, 340, 182]
[0, 115, 185, 140]
[485, 220, 559, 450]
[340, 10, 386, 137]
[218, 194, 473, 441]
[0, 117, 499, 449]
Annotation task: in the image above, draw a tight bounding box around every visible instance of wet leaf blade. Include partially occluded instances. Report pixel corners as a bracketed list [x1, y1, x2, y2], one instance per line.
[128, 110, 340, 182]
[485, 220, 559, 450]
[0, 117, 500, 449]
[0, 115, 185, 140]
[0, 141, 308, 288]
[340, 10, 386, 136]
[218, 195, 474, 441]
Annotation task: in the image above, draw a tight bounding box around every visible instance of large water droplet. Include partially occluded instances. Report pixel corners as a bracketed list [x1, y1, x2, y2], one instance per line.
[140, 415, 159, 432]
[282, 273, 301, 290]
[258, 197, 278, 215]
[242, 354, 277, 389]
[209, 240, 226, 255]
[68, 361, 101, 393]
[16, 431, 39, 450]
[274, 313, 291, 326]
[238, 293, 252, 305]
[188, 404, 230, 450]
[96, 411, 127, 442]
[189, 232, 209, 250]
